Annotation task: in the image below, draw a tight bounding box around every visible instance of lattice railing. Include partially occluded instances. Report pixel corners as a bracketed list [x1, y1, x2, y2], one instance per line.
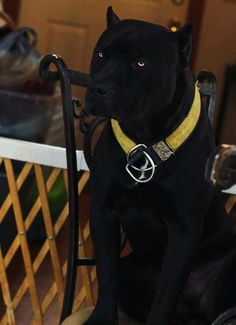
[0, 137, 95, 325]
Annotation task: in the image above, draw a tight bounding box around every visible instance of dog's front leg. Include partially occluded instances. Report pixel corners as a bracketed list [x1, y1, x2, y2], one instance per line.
[146, 221, 201, 325]
[84, 204, 121, 325]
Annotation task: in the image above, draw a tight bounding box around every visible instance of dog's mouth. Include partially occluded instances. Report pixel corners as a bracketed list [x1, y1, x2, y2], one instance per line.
[84, 84, 147, 124]
[84, 86, 111, 117]
[84, 87, 127, 121]
[84, 99, 113, 120]
[84, 97, 140, 123]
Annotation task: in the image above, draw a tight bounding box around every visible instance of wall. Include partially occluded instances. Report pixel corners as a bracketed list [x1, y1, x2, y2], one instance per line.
[194, 0, 236, 128]
[0, 0, 5, 27]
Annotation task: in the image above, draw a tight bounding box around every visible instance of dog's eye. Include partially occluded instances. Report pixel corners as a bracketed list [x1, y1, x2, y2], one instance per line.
[133, 59, 147, 70]
[98, 52, 104, 58]
[137, 61, 145, 67]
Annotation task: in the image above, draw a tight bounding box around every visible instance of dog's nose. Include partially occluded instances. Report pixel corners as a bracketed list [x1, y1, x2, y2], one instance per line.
[90, 85, 112, 98]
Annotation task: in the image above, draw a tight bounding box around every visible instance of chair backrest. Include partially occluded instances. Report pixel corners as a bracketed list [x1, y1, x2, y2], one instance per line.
[197, 70, 217, 126]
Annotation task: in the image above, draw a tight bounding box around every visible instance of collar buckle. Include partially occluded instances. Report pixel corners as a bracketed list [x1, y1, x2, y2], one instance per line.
[126, 144, 157, 183]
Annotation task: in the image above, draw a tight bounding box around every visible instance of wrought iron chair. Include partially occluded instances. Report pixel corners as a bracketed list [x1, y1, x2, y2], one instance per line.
[40, 55, 235, 325]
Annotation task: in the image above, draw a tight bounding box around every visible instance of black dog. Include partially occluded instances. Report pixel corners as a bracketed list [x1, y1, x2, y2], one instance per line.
[84, 7, 236, 325]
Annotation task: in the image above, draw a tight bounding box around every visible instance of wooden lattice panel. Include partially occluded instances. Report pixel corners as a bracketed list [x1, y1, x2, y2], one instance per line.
[0, 157, 94, 325]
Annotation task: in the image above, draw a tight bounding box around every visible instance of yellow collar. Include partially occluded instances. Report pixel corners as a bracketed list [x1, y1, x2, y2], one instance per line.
[111, 84, 201, 156]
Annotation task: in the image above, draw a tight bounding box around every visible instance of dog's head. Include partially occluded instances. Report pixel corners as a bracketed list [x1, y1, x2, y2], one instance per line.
[85, 7, 192, 126]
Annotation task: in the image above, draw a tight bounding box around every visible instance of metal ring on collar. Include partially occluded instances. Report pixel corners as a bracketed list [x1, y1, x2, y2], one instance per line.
[126, 144, 157, 183]
[127, 144, 156, 172]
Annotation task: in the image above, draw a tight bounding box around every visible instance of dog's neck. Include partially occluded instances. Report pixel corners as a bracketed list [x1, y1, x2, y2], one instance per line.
[119, 68, 195, 146]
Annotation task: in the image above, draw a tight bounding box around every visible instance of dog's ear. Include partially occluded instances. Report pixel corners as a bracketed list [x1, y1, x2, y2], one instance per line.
[177, 22, 193, 66]
[107, 6, 120, 27]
